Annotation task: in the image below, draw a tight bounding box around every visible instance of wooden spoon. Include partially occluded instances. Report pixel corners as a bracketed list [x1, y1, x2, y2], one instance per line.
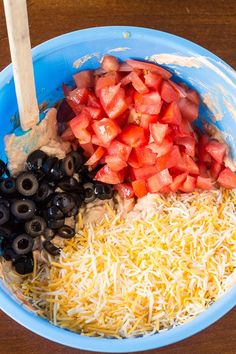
[3, 0, 39, 131]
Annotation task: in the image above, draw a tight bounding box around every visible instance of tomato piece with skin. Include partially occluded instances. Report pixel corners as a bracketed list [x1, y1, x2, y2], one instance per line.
[87, 92, 102, 109]
[144, 72, 162, 90]
[179, 175, 196, 192]
[198, 134, 211, 163]
[121, 71, 149, 94]
[84, 106, 102, 120]
[116, 183, 135, 199]
[170, 172, 188, 192]
[127, 147, 156, 168]
[126, 59, 172, 79]
[147, 169, 173, 193]
[101, 55, 120, 72]
[105, 155, 127, 171]
[80, 142, 95, 157]
[107, 140, 132, 161]
[198, 161, 210, 178]
[160, 80, 179, 103]
[67, 87, 89, 105]
[210, 161, 222, 180]
[118, 124, 147, 148]
[85, 147, 106, 166]
[156, 145, 182, 171]
[161, 101, 182, 125]
[147, 136, 173, 158]
[92, 118, 121, 145]
[135, 91, 162, 115]
[127, 149, 143, 168]
[69, 110, 91, 144]
[132, 179, 148, 198]
[186, 89, 200, 105]
[95, 165, 125, 184]
[168, 81, 188, 98]
[99, 84, 128, 119]
[95, 72, 120, 96]
[178, 153, 200, 175]
[91, 134, 110, 148]
[73, 70, 94, 89]
[149, 122, 169, 145]
[217, 167, 236, 188]
[174, 136, 196, 157]
[132, 165, 158, 180]
[196, 176, 215, 190]
[61, 126, 75, 142]
[205, 140, 227, 164]
[178, 98, 199, 122]
[140, 114, 159, 130]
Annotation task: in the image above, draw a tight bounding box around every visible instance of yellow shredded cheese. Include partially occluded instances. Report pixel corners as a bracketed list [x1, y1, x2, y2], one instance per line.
[17, 189, 236, 338]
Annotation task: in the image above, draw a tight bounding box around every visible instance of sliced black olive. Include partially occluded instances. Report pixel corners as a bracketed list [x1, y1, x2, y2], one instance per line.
[58, 225, 75, 239]
[44, 228, 55, 240]
[34, 183, 54, 204]
[42, 156, 58, 175]
[26, 150, 48, 173]
[94, 183, 114, 200]
[60, 155, 75, 177]
[13, 254, 34, 275]
[12, 234, 34, 255]
[70, 151, 83, 171]
[2, 248, 19, 262]
[58, 177, 82, 193]
[0, 178, 16, 196]
[69, 193, 84, 208]
[43, 240, 61, 256]
[67, 206, 79, 217]
[0, 225, 11, 239]
[48, 159, 65, 181]
[83, 182, 96, 203]
[52, 192, 75, 214]
[25, 216, 46, 238]
[47, 218, 65, 230]
[46, 205, 64, 220]
[0, 204, 10, 225]
[11, 199, 36, 221]
[16, 172, 38, 197]
[0, 198, 10, 209]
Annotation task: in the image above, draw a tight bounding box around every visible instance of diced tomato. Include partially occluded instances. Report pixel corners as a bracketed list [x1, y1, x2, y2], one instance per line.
[144, 72, 162, 90]
[198, 161, 209, 178]
[126, 59, 172, 79]
[87, 92, 102, 109]
[175, 136, 196, 157]
[107, 140, 131, 161]
[186, 89, 200, 105]
[118, 124, 147, 148]
[147, 169, 173, 193]
[62, 83, 71, 97]
[178, 153, 200, 175]
[149, 122, 169, 145]
[156, 145, 182, 170]
[127, 149, 143, 168]
[85, 146, 105, 166]
[119, 62, 133, 72]
[69, 110, 91, 144]
[168, 81, 188, 98]
[127, 108, 141, 125]
[116, 183, 134, 199]
[210, 161, 222, 180]
[105, 155, 127, 171]
[159, 186, 171, 193]
[205, 140, 227, 164]
[66, 87, 89, 105]
[148, 136, 173, 157]
[122, 71, 149, 94]
[178, 98, 198, 122]
[92, 118, 121, 145]
[99, 84, 128, 119]
[135, 91, 162, 115]
[198, 134, 211, 163]
[136, 147, 157, 166]
[179, 175, 196, 193]
[95, 164, 125, 184]
[101, 55, 120, 72]
[80, 142, 95, 157]
[73, 70, 94, 89]
[140, 113, 159, 130]
[161, 101, 182, 125]
[115, 110, 129, 127]
[132, 165, 158, 180]
[84, 106, 102, 120]
[196, 176, 215, 190]
[91, 134, 109, 148]
[160, 81, 179, 103]
[131, 180, 147, 198]
[217, 167, 236, 188]
[95, 72, 119, 96]
[170, 172, 188, 192]
[61, 126, 75, 142]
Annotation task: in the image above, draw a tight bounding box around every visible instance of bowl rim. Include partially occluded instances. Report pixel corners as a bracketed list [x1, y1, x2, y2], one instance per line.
[0, 26, 236, 352]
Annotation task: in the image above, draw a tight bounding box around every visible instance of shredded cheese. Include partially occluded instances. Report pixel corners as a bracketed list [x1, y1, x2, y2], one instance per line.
[17, 189, 236, 338]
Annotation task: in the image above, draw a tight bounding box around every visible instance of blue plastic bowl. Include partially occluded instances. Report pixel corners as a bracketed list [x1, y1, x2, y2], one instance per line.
[0, 26, 236, 352]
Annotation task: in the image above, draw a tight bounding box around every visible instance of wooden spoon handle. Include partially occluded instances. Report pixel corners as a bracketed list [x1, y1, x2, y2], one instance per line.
[4, 0, 39, 131]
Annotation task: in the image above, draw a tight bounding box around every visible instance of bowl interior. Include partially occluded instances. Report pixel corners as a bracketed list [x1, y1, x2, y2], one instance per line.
[0, 26, 236, 352]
